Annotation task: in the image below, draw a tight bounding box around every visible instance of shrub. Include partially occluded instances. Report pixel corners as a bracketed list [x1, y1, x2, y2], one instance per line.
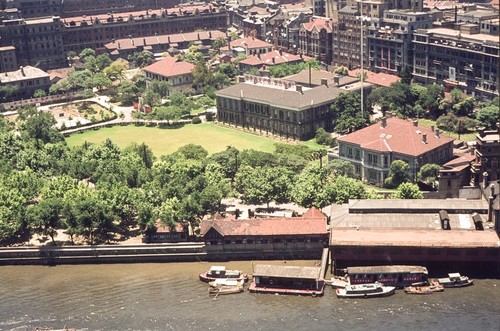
[192, 116, 202, 124]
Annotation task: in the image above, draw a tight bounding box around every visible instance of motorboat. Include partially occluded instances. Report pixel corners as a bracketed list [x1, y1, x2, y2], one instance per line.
[437, 273, 474, 288]
[336, 282, 396, 299]
[404, 280, 444, 294]
[199, 265, 248, 283]
[208, 278, 244, 296]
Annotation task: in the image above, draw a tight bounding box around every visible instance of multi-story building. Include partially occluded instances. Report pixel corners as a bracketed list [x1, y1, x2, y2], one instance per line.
[216, 73, 361, 140]
[220, 37, 273, 57]
[0, 65, 50, 100]
[412, 26, 499, 100]
[0, 45, 17, 72]
[337, 116, 454, 186]
[298, 16, 333, 64]
[470, 126, 500, 187]
[61, 4, 228, 54]
[266, 10, 312, 52]
[332, 0, 423, 69]
[2, 0, 177, 18]
[0, 15, 66, 70]
[367, 9, 434, 75]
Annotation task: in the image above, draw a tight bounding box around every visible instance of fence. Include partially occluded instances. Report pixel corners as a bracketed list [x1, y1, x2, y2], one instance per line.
[0, 90, 85, 111]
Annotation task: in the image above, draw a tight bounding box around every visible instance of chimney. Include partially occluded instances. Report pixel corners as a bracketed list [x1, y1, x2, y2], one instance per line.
[118, 42, 121, 49]
[482, 172, 489, 189]
[20, 66, 25, 76]
[209, 31, 212, 38]
[413, 119, 418, 127]
[478, 127, 485, 137]
[436, 129, 440, 138]
[422, 133, 427, 144]
[381, 117, 387, 128]
[296, 85, 303, 93]
[431, 125, 434, 132]
[333, 75, 340, 86]
[321, 78, 328, 87]
[272, 57, 275, 64]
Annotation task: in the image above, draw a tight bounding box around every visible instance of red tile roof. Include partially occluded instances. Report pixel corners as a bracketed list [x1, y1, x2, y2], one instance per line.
[143, 56, 194, 77]
[228, 37, 273, 50]
[302, 207, 325, 219]
[302, 17, 333, 33]
[202, 208, 327, 236]
[239, 50, 306, 67]
[365, 72, 400, 87]
[338, 117, 454, 157]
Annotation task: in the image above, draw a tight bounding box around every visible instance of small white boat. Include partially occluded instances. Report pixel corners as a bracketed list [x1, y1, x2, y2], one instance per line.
[199, 265, 248, 283]
[404, 280, 444, 294]
[208, 278, 244, 295]
[336, 282, 396, 299]
[437, 273, 474, 288]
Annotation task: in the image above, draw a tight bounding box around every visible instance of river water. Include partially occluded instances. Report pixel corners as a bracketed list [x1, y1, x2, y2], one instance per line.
[1, 261, 499, 331]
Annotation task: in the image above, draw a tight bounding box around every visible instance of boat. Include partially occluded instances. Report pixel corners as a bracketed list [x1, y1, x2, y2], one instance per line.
[199, 265, 248, 283]
[208, 278, 245, 296]
[404, 280, 444, 294]
[344, 265, 428, 288]
[436, 273, 474, 288]
[336, 282, 396, 299]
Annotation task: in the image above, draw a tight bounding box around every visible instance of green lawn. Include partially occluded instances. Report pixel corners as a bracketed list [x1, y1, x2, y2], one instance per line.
[418, 119, 476, 142]
[65, 123, 313, 156]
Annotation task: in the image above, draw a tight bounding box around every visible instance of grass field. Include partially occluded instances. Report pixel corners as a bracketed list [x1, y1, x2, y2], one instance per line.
[65, 123, 323, 156]
[418, 119, 476, 142]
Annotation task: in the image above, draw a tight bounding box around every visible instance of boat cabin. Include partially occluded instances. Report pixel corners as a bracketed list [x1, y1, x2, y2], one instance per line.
[249, 264, 325, 296]
[207, 266, 241, 278]
[346, 265, 428, 288]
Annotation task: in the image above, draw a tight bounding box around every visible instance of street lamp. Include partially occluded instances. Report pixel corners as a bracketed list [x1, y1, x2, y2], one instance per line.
[357, 1, 371, 121]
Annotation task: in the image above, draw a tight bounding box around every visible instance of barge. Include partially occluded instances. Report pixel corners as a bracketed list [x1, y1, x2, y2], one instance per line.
[249, 264, 324, 297]
[343, 265, 428, 288]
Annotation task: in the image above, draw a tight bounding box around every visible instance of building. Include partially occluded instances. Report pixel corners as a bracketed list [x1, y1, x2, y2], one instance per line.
[142, 222, 191, 243]
[265, 7, 312, 51]
[143, 56, 195, 94]
[220, 37, 274, 57]
[336, 116, 454, 186]
[215, 73, 360, 140]
[0, 15, 66, 70]
[201, 207, 328, 254]
[437, 147, 475, 198]
[470, 126, 500, 187]
[367, 9, 434, 75]
[298, 16, 333, 64]
[104, 30, 227, 60]
[238, 50, 308, 72]
[329, 198, 500, 275]
[0, 65, 50, 100]
[412, 27, 499, 100]
[0, 45, 17, 72]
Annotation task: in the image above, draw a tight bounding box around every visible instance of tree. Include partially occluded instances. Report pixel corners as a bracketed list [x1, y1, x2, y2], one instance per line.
[391, 182, 423, 199]
[104, 59, 128, 83]
[117, 81, 140, 106]
[89, 72, 112, 91]
[79, 48, 96, 60]
[331, 92, 369, 133]
[128, 51, 155, 68]
[399, 66, 413, 85]
[452, 97, 475, 117]
[334, 66, 348, 76]
[330, 160, 355, 178]
[171, 144, 208, 161]
[33, 89, 47, 98]
[26, 198, 63, 245]
[315, 128, 335, 146]
[417, 163, 442, 187]
[385, 160, 410, 188]
[18, 107, 63, 146]
[291, 164, 332, 208]
[476, 101, 499, 129]
[213, 37, 228, 51]
[329, 176, 366, 203]
[0, 84, 19, 102]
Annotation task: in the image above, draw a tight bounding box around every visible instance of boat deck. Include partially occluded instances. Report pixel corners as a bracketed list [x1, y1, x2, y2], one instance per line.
[248, 282, 324, 297]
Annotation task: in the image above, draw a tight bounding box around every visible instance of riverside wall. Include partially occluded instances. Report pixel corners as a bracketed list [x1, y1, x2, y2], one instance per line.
[0, 243, 324, 265]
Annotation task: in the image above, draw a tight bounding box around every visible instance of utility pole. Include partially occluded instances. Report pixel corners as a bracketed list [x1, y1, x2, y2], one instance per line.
[360, 0, 364, 120]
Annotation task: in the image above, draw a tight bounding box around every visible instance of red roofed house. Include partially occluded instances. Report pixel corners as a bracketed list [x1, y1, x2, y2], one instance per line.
[337, 116, 454, 186]
[143, 56, 195, 94]
[238, 50, 307, 72]
[201, 207, 328, 257]
[143, 222, 192, 243]
[220, 37, 273, 57]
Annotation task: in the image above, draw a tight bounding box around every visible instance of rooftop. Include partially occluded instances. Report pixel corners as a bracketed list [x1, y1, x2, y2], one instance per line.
[302, 16, 333, 33]
[337, 117, 454, 157]
[285, 70, 358, 87]
[347, 198, 488, 213]
[416, 27, 499, 44]
[0, 66, 49, 83]
[330, 228, 500, 248]
[252, 264, 322, 279]
[238, 50, 307, 67]
[143, 56, 194, 77]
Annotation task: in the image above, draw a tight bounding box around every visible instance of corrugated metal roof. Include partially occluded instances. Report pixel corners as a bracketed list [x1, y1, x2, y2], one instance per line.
[253, 264, 321, 279]
[347, 265, 428, 275]
[348, 199, 488, 213]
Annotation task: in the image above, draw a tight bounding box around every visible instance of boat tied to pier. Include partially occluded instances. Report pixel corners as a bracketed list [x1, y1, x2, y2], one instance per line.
[208, 278, 245, 296]
[404, 280, 444, 294]
[336, 282, 396, 299]
[436, 273, 474, 288]
[199, 266, 248, 283]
